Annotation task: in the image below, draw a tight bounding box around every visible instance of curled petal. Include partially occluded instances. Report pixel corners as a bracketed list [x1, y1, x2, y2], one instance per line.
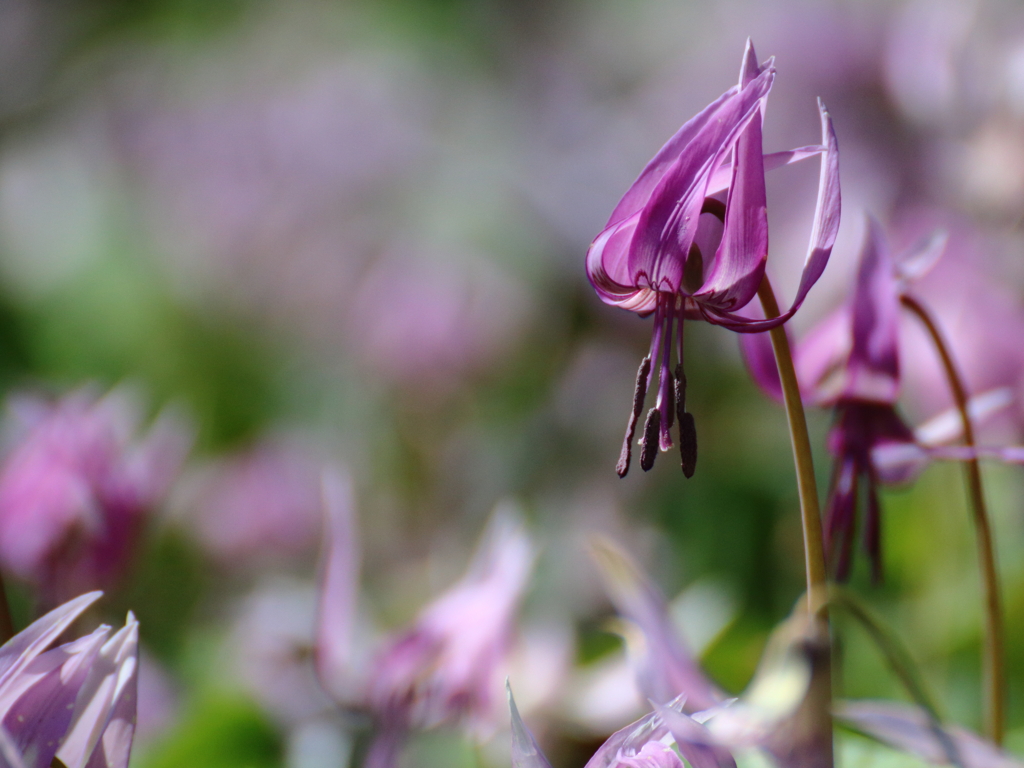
[913, 388, 1014, 446]
[587, 213, 659, 313]
[704, 100, 840, 333]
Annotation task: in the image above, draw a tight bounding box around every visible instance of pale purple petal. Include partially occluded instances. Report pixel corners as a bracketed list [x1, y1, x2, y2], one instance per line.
[655, 706, 737, 768]
[707, 146, 826, 195]
[0, 726, 27, 768]
[314, 470, 359, 705]
[0, 592, 102, 705]
[616, 741, 687, 768]
[55, 615, 139, 768]
[583, 707, 675, 768]
[836, 700, 1024, 768]
[590, 539, 721, 711]
[508, 683, 553, 768]
[2, 627, 109, 768]
[913, 388, 1013, 446]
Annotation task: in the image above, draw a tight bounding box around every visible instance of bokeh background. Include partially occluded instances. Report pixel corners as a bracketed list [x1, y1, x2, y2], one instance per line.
[3, 0, 1024, 765]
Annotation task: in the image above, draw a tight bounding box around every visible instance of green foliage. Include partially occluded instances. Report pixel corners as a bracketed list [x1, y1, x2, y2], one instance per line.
[132, 694, 283, 768]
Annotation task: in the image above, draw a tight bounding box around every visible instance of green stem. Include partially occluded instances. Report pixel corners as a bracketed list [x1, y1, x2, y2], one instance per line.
[901, 294, 1005, 745]
[757, 277, 829, 598]
[757, 276, 832, 768]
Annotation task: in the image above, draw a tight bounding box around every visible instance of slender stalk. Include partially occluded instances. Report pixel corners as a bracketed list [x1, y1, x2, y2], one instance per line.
[757, 277, 829, 598]
[901, 294, 1005, 745]
[0, 570, 13, 643]
[757, 275, 832, 768]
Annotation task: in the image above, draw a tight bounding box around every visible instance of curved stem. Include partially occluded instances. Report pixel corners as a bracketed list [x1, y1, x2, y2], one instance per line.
[757, 275, 832, 768]
[901, 294, 1005, 745]
[757, 277, 828, 598]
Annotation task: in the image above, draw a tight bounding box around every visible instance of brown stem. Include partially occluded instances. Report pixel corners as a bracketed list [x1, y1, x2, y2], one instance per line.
[757, 275, 833, 768]
[901, 294, 1005, 745]
[0, 570, 13, 643]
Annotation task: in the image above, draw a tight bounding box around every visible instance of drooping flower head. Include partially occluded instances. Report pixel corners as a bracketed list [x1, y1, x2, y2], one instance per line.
[586, 39, 840, 477]
[0, 591, 139, 768]
[0, 387, 191, 605]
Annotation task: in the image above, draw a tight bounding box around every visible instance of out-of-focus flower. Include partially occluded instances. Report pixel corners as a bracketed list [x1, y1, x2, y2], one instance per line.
[0, 590, 139, 768]
[509, 591, 825, 768]
[177, 435, 325, 569]
[346, 248, 530, 398]
[837, 700, 1024, 768]
[744, 219, 1024, 580]
[315, 475, 535, 768]
[586, 39, 840, 478]
[0, 387, 191, 604]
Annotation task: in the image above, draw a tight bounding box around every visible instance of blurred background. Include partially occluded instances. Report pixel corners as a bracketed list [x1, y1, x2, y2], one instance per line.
[3, 0, 1024, 765]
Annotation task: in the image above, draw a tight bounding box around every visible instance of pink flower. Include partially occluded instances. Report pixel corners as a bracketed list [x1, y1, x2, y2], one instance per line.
[586, 39, 840, 477]
[0, 387, 190, 604]
[315, 474, 534, 768]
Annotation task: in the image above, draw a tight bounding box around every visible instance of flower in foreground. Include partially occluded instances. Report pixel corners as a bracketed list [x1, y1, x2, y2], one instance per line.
[743, 219, 1023, 581]
[586, 39, 840, 477]
[315, 474, 535, 768]
[0, 387, 191, 604]
[0, 591, 139, 768]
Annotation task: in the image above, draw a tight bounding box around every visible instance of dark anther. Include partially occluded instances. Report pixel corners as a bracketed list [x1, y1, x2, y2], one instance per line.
[678, 412, 697, 478]
[673, 363, 687, 415]
[700, 197, 727, 222]
[616, 356, 652, 478]
[640, 408, 661, 472]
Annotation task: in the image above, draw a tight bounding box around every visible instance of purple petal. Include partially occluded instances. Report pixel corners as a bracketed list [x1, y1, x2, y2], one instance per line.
[587, 213, 659, 312]
[655, 706, 737, 768]
[314, 470, 360, 705]
[55, 615, 139, 768]
[604, 42, 773, 228]
[738, 331, 783, 403]
[590, 538, 722, 711]
[792, 306, 853, 405]
[0, 592, 103, 707]
[707, 146, 826, 195]
[584, 706, 678, 768]
[694, 109, 768, 311]
[913, 388, 1013, 446]
[843, 217, 901, 403]
[738, 38, 761, 87]
[703, 100, 840, 332]
[836, 700, 1024, 768]
[507, 683, 553, 768]
[2, 627, 109, 768]
[627, 73, 773, 296]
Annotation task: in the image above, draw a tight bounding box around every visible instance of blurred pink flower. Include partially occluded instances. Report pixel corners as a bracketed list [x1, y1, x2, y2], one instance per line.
[0, 591, 139, 768]
[0, 387, 190, 603]
[315, 476, 535, 768]
[347, 248, 529, 397]
[180, 436, 324, 568]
